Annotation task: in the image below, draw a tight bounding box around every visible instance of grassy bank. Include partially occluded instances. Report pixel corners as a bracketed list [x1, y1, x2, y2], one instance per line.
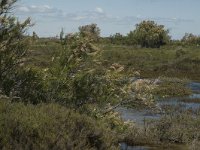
[122, 105, 200, 150]
[152, 77, 191, 97]
[26, 40, 200, 81]
[100, 44, 200, 81]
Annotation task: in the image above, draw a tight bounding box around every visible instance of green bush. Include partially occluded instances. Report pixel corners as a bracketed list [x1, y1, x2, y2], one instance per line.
[79, 24, 101, 42]
[152, 80, 191, 97]
[181, 33, 200, 45]
[0, 0, 46, 104]
[0, 99, 119, 149]
[128, 20, 170, 48]
[148, 111, 200, 144]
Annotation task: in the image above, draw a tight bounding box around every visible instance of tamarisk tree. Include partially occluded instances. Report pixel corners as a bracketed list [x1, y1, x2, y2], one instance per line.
[0, 0, 45, 104]
[0, 0, 30, 83]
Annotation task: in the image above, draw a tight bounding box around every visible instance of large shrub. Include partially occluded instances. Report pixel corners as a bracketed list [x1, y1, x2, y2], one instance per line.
[128, 20, 170, 48]
[48, 32, 124, 107]
[109, 33, 126, 45]
[79, 24, 100, 42]
[0, 0, 30, 84]
[181, 33, 200, 45]
[0, 99, 119, 149]
[0, 0, 46, 104]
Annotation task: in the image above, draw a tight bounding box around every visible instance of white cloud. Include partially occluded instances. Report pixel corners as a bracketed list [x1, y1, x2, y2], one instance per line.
[95, 7, 104, 13]
[18, 6, 30, 12]
[16, 5, 193, 26]
[73, 16, 86, 21]
[16, 5, 61, 14]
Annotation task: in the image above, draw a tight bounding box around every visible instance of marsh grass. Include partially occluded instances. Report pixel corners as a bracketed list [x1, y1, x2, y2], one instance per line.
[152, 79, 191, 97]
[121, 105, 200, 150]
[25, 40, 200, 81]
[100, 44, 200, 81]
[25, 39, 62, 68]
[181, 98, 200, 103]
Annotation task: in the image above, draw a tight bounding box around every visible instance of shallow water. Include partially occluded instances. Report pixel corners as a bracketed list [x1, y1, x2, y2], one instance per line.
[119, 81, 200, 150]
[158, 96, 200, 110]
[158, 82, 200, 110]
[188, 82, 200, 93]
[189, 93, 200, 99]
[120, 143, 188, 150]
[116, 107, 160, 125]
[120, 143, 150, 150]
[117, 82, 200, 124]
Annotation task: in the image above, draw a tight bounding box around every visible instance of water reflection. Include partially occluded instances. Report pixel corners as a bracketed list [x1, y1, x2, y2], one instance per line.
[116, 107, 160, 125]
[120, 143, 150, 150]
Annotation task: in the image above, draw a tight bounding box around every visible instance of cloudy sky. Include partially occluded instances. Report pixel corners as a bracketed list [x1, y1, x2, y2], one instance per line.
[14, 0, 200, 39]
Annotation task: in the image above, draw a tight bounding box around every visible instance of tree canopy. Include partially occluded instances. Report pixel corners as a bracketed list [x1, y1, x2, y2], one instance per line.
[181, 33, 200, 45]
[0, 0, 45, 103]
[79, 24, 100, 42]
[128, 20, 170, 48]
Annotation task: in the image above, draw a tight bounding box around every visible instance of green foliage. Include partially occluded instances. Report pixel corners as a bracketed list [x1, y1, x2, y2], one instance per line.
[45, 28, 155, 109]
[0, 12, 30, 82]
[128, 20, 170, 48]
[47, 32, 133, 108]
[175, 48, 187, 58]
[0, 0, 16, 14]
[100, 44, 200, 81]
[11, 68, 46, 104]
[121, 105, 200, 149]
[46, 32, 104, 106]
[79, 24, 100, 42]
[0, 0, 30, 86]
[109, 33, 127, 45]
[26, 38, 62, 68]
[0, 0, 47, 104]
[71, 70, 114, 107]
[1, 68, 46, 104]
[152, 77, 191, 97]
[181, 33, 200, 45]
[1, 1, 200, 149]
[32, 31, 39, 41]
[0, 99, 119, 149]
[59, 28, 69, 50]
[149, 110, 200, 144]
[59, 28, 64, 43]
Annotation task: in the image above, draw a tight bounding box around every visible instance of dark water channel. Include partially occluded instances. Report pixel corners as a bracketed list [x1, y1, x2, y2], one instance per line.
[119, 82, 200, 150]
[120, 143, 188, 150]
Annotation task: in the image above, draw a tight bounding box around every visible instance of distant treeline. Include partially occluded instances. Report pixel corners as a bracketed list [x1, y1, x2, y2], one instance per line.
[33, 21, 200, 48]
[102, 35, 200, 48]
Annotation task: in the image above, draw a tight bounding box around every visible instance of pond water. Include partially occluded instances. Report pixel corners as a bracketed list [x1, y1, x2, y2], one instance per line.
[187, 82, 200, 93]
[158, 95, 200, 110]
[116, 107, 160, 125]
[120, 143, 188, 150]
[119, 81, 200, 150]
[117, 81, 200, 124]
[158, 82, 200, 110]
[120, 143, 150, 150]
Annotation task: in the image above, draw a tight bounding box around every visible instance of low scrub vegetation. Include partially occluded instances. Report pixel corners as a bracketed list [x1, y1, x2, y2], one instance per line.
[100, 44, 200, 81]
[1, 0, 200, 149]
[0, 99, 119, 149]
[123, 106, 200, 149]
[152, 77, 191, 97]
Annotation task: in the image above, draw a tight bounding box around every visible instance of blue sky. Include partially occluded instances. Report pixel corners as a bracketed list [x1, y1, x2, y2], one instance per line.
[14, 0, 200, 39]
